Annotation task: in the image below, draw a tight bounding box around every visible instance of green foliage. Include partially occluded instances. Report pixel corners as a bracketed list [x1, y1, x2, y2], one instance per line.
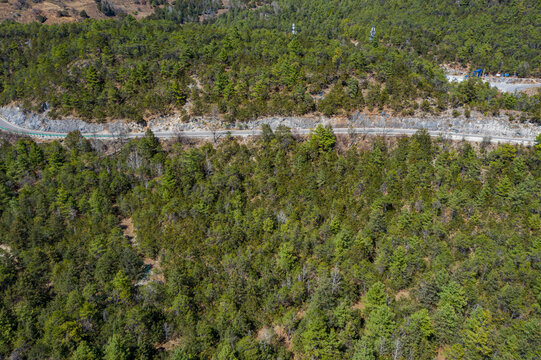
[104, 334, 129, 360]
[138, 128, 161, 160]
[310, 125, 336, 153]
[278, 241, 297, 271]
[112, 270, 132, 302]
[364, 282, 386, 313]
[64, 131, 92, 153]
[463, 307, 495, 360]
[1, 1, 539, 122]
[401, 309, 435, 360]
[72, 341, 98, 360]
[438, 281, 467, 313]
[0, 132, 538, 359]
[299, 310, 342, 359]
[434, 303, 459, 345]
[364, 305, 395, 356]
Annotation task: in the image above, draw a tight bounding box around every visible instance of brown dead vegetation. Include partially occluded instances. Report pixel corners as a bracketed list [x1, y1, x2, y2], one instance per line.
[437, 346, 447, 360]
[352, 298, 366, 311]
[256, 326, 273, 343]
[395, 289, 410, 301]
[156, 336, 182, 351]
[273, 325, 293, 352]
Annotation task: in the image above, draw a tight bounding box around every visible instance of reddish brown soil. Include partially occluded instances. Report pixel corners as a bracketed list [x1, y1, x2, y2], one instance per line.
[0, 0, 155, 24]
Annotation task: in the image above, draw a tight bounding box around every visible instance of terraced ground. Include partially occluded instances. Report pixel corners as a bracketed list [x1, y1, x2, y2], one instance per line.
[0, 0, 155, 24]
[0, 0, 238, 24]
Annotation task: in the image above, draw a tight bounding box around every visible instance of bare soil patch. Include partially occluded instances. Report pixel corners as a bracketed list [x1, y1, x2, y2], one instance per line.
[157, 336, 182, 351]
[395, 289, 410, 301]
[273, 325, 293, 352]
[121, 217, 165, 285]
[0, 0, 154, 24]
[352, 298, 366, 310]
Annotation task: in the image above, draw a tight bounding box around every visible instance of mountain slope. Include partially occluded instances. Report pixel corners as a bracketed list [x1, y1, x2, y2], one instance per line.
[0, 0, 539, 123]
[0, 0, 155, 24]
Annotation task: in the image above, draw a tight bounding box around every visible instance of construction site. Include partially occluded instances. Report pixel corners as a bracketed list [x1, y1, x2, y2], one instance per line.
[445, 69, 541, 95]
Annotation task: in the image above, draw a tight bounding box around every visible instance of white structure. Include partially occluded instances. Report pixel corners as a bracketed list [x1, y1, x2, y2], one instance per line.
[369, 26, 376, 42]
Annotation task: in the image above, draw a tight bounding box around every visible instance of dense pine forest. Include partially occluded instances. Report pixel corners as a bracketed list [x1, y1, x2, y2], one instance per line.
[0, 0, 540, 122]
[1, 0, 541, 359]
[0, 129, 539, 359]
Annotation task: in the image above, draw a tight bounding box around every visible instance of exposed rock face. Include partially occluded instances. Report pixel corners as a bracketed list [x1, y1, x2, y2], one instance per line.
[0, 106, 139, 133]
[1, 106, 539, 139]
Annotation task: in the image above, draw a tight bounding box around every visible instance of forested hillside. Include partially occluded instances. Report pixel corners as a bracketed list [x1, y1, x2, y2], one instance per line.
[215, 0, 540, 75]
[0, 0, 540, 123]
[0, 129, 540, 359]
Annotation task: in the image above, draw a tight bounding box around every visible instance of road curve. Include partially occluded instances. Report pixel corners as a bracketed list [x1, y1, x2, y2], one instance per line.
[0, 115, 536, 146]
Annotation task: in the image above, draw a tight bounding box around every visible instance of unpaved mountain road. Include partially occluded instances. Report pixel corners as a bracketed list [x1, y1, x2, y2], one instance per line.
[0, 116, 537, 146]
[446, 75, 541, 94]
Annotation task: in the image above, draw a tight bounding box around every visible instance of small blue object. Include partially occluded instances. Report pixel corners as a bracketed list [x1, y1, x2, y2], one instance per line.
[504, 73, 509, 77]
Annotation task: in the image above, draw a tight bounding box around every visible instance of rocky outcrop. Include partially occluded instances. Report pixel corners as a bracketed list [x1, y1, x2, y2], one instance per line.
[0, 106, 139, 134]
[1, 106, 539, 140]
